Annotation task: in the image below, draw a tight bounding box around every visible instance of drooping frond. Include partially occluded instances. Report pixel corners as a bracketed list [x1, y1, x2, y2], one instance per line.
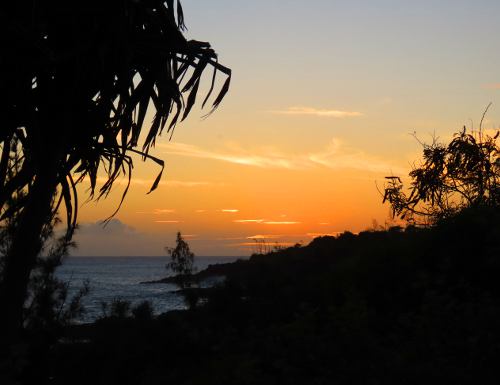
[383, 120, 500, 224]
[0, 0, 231, 229]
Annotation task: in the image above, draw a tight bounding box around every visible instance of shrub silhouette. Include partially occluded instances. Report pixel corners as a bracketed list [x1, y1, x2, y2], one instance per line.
[131, 301, 154, 321]
[384, 110, 499, 224]
[1, 186, 89, 335]
[110, 299, 132, 319]
[0, 199, 89, 382]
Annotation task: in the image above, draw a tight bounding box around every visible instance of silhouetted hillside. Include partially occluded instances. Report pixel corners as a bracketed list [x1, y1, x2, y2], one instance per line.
[9, 207, 500, 385]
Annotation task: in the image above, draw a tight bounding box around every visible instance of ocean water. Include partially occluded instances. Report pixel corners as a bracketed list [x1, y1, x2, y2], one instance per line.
[56, 256, 244, 323]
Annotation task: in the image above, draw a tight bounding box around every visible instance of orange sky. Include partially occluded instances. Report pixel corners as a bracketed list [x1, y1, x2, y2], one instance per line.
[71, 0, 500, 256]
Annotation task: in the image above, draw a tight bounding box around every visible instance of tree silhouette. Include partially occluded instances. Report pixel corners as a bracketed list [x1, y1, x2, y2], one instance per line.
[383, 113, 499, 224]
[166, 232, 198, 308]
[0, 153, 90, 342]
[0, 0, 230, 341]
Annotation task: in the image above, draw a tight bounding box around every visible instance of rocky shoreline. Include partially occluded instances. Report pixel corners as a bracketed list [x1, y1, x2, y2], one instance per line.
[140, 259, 249, 284]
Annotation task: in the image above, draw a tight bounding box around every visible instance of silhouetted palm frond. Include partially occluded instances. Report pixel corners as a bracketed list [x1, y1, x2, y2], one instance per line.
[0, 0, 231, 230]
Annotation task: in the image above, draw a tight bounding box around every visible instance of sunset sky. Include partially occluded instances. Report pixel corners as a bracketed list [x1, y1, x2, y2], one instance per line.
[73, 0, 500, 256]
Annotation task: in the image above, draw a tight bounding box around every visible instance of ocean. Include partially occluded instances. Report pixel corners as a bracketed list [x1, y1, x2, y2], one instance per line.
[56, 256, 244, 323]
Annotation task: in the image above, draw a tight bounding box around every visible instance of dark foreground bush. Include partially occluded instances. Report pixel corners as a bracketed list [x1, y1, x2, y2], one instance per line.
[16, 207, 500, 385]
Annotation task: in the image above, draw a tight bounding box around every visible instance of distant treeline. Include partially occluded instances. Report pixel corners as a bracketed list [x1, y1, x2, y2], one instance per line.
[23, 206, 500, 385]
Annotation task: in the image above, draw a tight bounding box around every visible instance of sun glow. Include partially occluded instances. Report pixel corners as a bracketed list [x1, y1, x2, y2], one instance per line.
[71, 1, 500, 257]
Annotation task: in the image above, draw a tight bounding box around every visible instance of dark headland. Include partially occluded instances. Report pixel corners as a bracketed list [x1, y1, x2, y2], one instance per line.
[21, 207, 500, 385]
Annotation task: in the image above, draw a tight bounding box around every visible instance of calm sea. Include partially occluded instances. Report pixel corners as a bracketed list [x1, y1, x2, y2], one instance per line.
[56, 256, 244, 323]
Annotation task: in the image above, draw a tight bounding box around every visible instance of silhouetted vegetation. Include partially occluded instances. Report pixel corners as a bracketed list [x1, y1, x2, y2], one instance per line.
[166, 232, 197, 287]
[16, 112, 496, 383]
[3, 127, 499, 382]
[250, 238, 288, 255]
[384, 112, 499, 224]
[166, 232, 199, 309]
[0, 190, 89, 333]
[131, 301, 154, 322]
[4, 204, 494, 384]
[0, 0, 230, 341]
[2, 2, 499, 383]
[0, 208, 89, 382]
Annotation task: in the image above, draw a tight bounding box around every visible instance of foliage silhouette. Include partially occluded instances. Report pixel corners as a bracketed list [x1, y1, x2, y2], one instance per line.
[250, 238, 287, 256]
[166, 232, 198, 308]
[0, 138, 89, 333]
[0, 0, 230, 339]
[131, 300, 154, 321]
[33, 208, 500, 384]
[0, 202, 89, 381]
[383, 113, 499, 224]
[109, 298, 132, 319]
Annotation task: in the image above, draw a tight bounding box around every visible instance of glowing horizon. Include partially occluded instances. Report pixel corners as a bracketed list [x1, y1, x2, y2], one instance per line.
[71, 0, 500, 257]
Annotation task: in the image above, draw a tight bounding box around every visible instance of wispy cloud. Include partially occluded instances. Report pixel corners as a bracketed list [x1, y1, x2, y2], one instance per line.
[160, 142, 305, 169]
[220, 209, 239, 213]
[246, 234, 283, 239]
[159, 139, 405, 174]
[272, 106, 363, 118]
[233, 219, 265, 223]
[137, 208, 176, 215]
[82, 176, 211, 188]
[318, 222, 331, 225]
[482, 83, 500, 89]
[154, 209, 175, 214]
[195, 209, 207, 213]
[155, 220, 181, 224]
[264, 221, 301, 225]
[233, 219, 300, 225]
[307, 138, 406, 174]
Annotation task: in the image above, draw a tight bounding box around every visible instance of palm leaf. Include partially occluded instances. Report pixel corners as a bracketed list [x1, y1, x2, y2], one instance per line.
[1, 0, 231, 227]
